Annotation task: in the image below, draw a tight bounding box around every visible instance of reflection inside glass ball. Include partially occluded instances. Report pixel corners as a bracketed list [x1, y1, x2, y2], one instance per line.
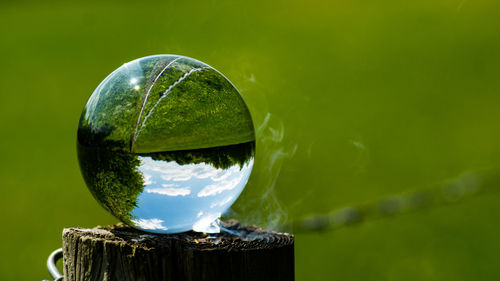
[77, 55, 255, 234]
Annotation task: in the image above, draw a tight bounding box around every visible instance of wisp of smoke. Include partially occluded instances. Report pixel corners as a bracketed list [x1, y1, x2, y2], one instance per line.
[227, 112, 297, 230]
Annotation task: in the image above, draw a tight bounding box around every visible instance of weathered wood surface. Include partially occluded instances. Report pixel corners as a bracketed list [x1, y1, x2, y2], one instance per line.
[62, 221, 294, 281]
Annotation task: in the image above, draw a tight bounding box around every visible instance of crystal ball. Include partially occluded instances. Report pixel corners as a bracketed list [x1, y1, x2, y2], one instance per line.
[77, 55, 255, 234]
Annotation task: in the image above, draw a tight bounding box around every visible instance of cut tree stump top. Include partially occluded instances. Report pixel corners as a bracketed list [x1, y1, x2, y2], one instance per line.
[62, 220, 294, 281]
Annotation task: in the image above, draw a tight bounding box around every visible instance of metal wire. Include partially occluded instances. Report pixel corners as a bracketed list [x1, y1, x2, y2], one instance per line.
[42, 248, 63, 281]
[282, 168, 500, 234]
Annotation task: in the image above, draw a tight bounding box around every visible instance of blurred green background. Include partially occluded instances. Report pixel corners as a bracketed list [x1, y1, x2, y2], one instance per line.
[2, 0, 500, 280]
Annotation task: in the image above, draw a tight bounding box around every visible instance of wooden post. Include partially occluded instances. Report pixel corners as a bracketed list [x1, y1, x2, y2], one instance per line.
[62, 221, 294, 281]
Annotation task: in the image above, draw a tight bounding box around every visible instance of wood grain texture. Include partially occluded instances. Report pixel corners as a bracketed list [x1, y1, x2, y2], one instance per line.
[62, 221, 294, 281]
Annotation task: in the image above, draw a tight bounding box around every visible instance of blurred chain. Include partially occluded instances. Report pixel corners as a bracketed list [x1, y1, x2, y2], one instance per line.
[42, 248, 63, 281]
[282, 168, 500, 234]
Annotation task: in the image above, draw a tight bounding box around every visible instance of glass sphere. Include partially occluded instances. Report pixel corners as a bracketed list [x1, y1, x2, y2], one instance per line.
[77, 55, 255, 234]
